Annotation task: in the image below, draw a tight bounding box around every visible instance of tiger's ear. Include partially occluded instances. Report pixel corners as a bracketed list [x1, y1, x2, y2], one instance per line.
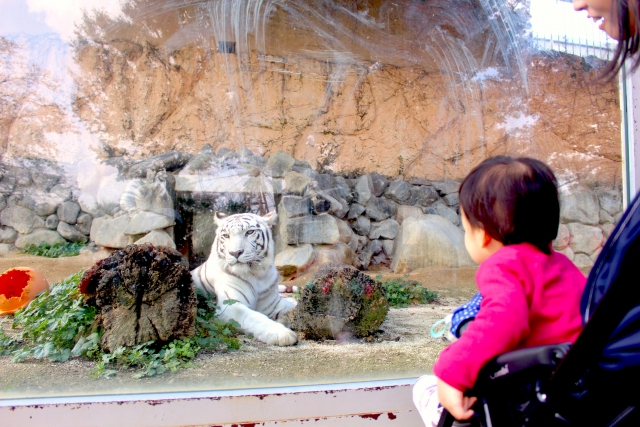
[214, 211, 227, 226]
[262, 210, 278, 226]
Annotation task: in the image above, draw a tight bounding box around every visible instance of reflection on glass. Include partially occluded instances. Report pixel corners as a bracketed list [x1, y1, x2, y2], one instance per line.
[0, 0, 622, 399]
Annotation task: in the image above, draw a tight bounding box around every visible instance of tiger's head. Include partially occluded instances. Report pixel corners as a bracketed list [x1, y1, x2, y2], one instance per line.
[213, 211, 277, 272]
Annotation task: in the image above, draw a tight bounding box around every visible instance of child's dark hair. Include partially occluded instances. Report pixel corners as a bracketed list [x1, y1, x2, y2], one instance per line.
[458, 156, 559, 254]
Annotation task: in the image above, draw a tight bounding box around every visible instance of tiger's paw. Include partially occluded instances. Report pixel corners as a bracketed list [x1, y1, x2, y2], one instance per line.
[260, 325, 298, 346]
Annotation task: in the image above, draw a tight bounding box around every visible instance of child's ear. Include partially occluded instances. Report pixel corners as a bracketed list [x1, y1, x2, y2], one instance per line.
[482, 230, 493, 248]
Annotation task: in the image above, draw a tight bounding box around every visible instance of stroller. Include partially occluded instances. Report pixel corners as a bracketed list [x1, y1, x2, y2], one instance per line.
[438, 191, 640, 427]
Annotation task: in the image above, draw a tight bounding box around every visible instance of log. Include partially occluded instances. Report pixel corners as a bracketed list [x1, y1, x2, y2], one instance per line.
[79, 244, 196, 352]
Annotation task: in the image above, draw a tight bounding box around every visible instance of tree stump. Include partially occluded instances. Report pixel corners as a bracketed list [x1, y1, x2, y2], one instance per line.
[79, 244, 196, 352]
[289, 264, 389, 340]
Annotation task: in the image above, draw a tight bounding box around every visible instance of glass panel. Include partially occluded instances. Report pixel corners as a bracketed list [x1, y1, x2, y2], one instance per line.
[0, 0, 622, 398]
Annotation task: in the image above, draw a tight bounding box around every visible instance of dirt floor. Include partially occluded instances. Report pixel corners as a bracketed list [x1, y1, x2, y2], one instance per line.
[0, 252, 481, 399]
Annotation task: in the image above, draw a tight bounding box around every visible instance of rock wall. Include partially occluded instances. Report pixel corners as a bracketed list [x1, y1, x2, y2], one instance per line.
[0, 149, 618, 273]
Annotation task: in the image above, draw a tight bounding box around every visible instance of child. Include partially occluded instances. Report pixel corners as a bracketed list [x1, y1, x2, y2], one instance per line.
[413, 156, 587, 426]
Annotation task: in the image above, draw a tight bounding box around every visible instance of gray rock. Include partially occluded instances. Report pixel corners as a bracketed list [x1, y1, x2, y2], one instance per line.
[568, 223, 604, 255]
[217, 147, 233, 157]
[0, 243, 15, 254]
[57, 201, 81, 224]
[391, 215, 474, 272]
[370, 172, 390, 197]
[96, 174, 130, 216]
[280, 196, 311, 219]
[382, 239, 395, 256]
[598, 189, 622, 216]
[76, 213, 93, 235]
[351, 215, 371, 236]
[365, 197, 395, 221]
[15, 229, 65, 250]
[31, 168, 60, 191]
[274, 244, 316, 275]
[369, 219, 400, 240]
[412, 186, 439, 207]
[91, 215, 133, 249]
[0, 195, 5, 211]
[601, 223, 615, 238]
[45, 214, 59, 230]
[309, 194, 332, 214]
[356, 235, 368, 251]
[182, 145, 216, 173]
[599, 209, 614, 224]
[443, 193, 459, 206]
[367, 239, 384, 255]
[126, 150, 192, 178]
[355, 249, 374, 270]
[78, 194, 103, 217]
[336, 218, 355, 245]
[0, 175, 16, 196]
[282, 213, 340, 245]
[573, 253, 593, 268]
[283, 171, 312, 196]
[409, 178, 432, 186]
[57, 222, 88, 243]
[396, 205, 423, 225]
[272, 178, 284, 195]
[434, 203, 460, 226]
[190, 212, 216, 260]
[265, 151, 295, 178]
[0, 226, 17, 243]
[134, 230, 176, 249]
[557, 246, 575, 261]
[124, 212, 175, 236]
[354, 175, 374, 205]
[316, 174, 337, 191]
[51, 184, 73, 202]
[12, 167, 32, 188]
[334, 176, 353, 203]
[347, 203, 366, 220]
[384, 180, 411, 203]
[0, 206, 45, 234]
[291, 166, 321, 182]
[560, 188, 600, 225]
[13, 189, 69, 217]
[293, 159, 312, 168]
[432, 180, 460, 195]
[314, 242, 356, 267]
[553, 224, 571, 250]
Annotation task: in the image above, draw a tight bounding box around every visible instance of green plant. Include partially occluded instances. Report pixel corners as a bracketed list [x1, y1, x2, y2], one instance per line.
[20, 242, 87, 258]
[10, 271, 97, 362]
[376, 274, 438, 308]
[0, 272, 241, 379]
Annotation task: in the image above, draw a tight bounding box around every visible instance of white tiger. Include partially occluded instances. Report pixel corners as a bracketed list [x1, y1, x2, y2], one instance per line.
[191, 211, 298, 346]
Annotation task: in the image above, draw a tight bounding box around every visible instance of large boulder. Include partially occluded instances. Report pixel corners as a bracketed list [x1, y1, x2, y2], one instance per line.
[124, 212, 175, 236]
[560, 188, 600, 225]
[283, 171, 312, 196]
[365, 197, 395, 221]
[384, 180, 411, 203]
[57, 201, 81, 224]
[15, 229, 65, 249]
[134, 230, 176, 249]
[265, 151, 295, 178]
[275, 244, 316, 275]
[369, 219, 399, 240]
[354, 175, 374, 205]
[0, 206, 45, 234]
[391, 215, 474, 273]
[13, 188, 70, 217]
[597, 189, 622, 216]
[281, 213, 340, 245]
[57, 222, 88, 243]
[567, 223, 604, 255]
[91, 215, 133, 249]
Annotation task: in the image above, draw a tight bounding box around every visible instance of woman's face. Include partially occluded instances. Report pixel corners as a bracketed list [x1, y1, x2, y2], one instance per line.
[573, 0, 619, 39]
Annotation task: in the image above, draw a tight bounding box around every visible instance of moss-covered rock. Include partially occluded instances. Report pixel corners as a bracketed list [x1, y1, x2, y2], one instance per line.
[289, 264, 389, 340]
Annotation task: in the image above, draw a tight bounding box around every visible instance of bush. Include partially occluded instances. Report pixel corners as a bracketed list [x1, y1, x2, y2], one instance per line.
[20, 242, 87, 258]
[376, 275, 438, 308]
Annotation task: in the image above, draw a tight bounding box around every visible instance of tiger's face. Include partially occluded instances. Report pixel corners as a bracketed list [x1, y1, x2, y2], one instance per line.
[213, 211, 277, 270]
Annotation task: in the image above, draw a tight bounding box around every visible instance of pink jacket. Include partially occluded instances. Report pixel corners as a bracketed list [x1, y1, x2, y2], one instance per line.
[433, 243, 586, 392]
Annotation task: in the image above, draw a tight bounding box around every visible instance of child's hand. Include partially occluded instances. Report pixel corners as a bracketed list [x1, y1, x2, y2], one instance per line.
[437, 379, 477, 421]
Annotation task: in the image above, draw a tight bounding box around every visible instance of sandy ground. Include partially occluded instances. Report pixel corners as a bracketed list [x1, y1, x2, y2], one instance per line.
[0, 252, 481, 399]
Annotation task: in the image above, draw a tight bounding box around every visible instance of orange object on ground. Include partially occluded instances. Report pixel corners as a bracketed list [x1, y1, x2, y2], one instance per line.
[0, 267, 50, 315]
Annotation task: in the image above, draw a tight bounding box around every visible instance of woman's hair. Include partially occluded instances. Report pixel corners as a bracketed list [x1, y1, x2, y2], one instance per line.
[458, 156, 560, 254]
[603, 0, 640, 80]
